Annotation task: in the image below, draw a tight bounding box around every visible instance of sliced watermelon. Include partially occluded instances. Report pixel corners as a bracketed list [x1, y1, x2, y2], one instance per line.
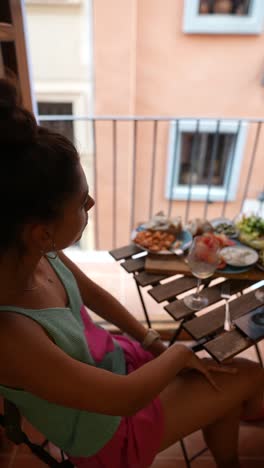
[214, 233, 235, 247]
[217, 257, 227, 269]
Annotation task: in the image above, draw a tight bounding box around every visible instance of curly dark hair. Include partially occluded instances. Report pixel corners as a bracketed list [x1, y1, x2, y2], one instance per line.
[0, 78, 80, 254]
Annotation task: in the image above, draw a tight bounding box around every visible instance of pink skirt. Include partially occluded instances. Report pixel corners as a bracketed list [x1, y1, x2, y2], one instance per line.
[68, 335, 164, 468]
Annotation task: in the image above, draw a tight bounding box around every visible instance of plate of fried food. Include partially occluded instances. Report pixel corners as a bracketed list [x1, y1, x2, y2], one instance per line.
[132, 212, 192, 254]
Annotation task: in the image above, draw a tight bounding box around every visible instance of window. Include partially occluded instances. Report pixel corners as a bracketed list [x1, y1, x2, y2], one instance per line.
[166, 120, 247, 202]
[183, 0, 264, 34]
[26, 1, 81, 5]
[37, 101, 74, 143]
[179, 132, 234, 186]
[199, 0, 251, 15]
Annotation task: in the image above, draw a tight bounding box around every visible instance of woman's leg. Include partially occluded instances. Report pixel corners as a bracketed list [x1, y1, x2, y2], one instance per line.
[157, 358, 264, 468]
[202, 406, 241, 468]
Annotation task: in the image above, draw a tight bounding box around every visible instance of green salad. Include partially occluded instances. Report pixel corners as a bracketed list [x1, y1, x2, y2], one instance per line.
[236, 215, 264, 238]
[236, 215, 264, 250]
[259, 250, 264, 267]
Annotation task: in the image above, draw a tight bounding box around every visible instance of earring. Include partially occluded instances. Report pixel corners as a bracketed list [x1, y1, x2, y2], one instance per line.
[44, 240, 58, 260]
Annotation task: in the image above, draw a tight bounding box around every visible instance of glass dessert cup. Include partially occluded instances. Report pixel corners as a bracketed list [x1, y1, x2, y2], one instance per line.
[184, 235, 220, 311]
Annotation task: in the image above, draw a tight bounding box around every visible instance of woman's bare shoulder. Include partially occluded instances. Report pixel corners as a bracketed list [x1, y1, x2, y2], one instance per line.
[0, 310, 51, 339]
[0, 311, 53, 387]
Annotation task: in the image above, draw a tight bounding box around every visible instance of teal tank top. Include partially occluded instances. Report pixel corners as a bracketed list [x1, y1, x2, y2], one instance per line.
[0, 255, 126, 456]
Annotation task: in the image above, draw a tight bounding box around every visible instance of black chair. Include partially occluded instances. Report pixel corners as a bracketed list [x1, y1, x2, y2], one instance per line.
[0, 398, 209, 467]
[0, 399, 74, 467]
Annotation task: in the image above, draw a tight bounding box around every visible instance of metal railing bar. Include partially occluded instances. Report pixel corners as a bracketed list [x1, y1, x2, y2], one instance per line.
[91, 120, 98, 249]
[240, 122, 262, 213]
[168, 120, 179, 218]
[221, 120, 241, 217]
[130, 120, 138, 234]
[149, 120, 158, 219]
[38, 115, 264, 124]
[112, 120, 117, 248]
[203, 120, 221, 220]
[185, 119, 200, 223]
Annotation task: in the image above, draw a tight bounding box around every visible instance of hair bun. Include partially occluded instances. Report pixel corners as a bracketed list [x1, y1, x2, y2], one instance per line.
[0, 78, 37, 146]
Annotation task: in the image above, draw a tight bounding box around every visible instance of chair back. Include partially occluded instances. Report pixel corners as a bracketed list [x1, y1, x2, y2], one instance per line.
[0, 399, 74, 467]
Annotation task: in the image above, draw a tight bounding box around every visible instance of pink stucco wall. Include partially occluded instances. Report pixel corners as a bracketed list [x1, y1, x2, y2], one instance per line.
[93, 0, 264, 248]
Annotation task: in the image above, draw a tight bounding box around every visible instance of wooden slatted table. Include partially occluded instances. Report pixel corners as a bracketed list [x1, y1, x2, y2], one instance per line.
[109, 244, 264, 363]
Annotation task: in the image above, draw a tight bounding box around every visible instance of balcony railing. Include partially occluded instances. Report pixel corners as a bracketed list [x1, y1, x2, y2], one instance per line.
[38, 115, 264, 251]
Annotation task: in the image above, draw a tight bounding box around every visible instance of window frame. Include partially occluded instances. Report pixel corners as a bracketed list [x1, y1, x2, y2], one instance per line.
[183, 0, 264, 35]
[34, 85, 92, 153]
[165, 119, 247, 202]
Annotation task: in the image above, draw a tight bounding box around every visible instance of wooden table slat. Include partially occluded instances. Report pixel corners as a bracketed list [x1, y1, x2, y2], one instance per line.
[135, 271, 169, 287]
[148, 276, 197, 303]
[183, 285, 264, 340]
[109, 244, 143, 261]
[121, 257, 146, 273]
[204, 329, 252, 362]
[165, 280, 252, 321]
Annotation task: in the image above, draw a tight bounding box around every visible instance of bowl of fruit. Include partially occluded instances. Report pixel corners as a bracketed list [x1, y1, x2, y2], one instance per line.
[192, 231, 236, 270]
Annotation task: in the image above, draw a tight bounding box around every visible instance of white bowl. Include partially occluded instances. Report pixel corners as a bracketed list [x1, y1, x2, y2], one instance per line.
[220, 246, 258, 267]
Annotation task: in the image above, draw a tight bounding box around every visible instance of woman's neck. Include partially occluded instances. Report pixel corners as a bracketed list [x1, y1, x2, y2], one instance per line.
[0, 251, 42, 299]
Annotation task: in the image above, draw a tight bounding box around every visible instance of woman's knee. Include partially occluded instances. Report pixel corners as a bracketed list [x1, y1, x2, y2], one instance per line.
[204, 356, 263, 374]
[231, 356, 261, 368]
[232, 357, 263, 378]
[225, 357, 264, 393]
[201, 356, 263, 395]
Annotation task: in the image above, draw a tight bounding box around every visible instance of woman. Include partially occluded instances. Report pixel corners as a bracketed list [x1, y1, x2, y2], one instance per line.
[0, 77, 262, 468]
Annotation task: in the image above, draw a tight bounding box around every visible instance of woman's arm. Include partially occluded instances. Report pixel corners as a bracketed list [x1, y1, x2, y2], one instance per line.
[0, 311, 192, 416]
[59, 251, 166, 355]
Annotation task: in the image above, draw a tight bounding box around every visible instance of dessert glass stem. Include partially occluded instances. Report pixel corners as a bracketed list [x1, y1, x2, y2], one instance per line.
[194, 278, 202, 298]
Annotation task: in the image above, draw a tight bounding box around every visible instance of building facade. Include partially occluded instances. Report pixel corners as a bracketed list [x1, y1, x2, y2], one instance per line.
[25, 0, 94, 249]
[25, 0, 264, 250]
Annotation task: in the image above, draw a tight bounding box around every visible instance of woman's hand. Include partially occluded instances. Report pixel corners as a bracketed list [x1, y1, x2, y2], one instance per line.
[182, 351, 238, 391]
[148, 339, 167, 356]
